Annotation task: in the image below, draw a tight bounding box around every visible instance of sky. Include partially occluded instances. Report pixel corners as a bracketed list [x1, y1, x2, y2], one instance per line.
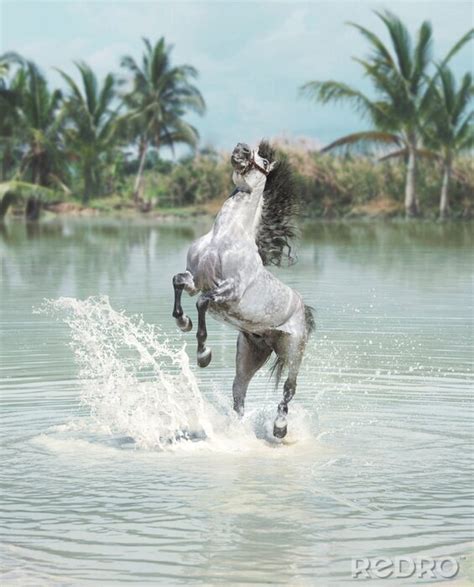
[1, 0, 473, 153]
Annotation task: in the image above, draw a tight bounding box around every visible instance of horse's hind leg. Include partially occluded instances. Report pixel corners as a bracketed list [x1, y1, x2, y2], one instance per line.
[172, 271, 197, 332]
[273, 334, 306, 439]
[233, 332, 272, 416]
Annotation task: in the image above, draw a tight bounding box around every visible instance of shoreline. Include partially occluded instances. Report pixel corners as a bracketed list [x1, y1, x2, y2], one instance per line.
[3, 204, 472, 224]
[43, 200, 473, 222]
[0, 198, 474, 224]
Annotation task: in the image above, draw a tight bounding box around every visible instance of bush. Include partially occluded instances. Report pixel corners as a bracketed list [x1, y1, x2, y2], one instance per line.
[77, 143, 474, 219]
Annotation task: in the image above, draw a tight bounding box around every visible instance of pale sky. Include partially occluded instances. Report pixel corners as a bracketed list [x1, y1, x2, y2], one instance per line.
[1, 0, 472, 152]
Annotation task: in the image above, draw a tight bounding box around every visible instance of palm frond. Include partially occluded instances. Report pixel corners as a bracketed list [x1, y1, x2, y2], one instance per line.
[411, 20, 433, 93]
[379, 147, 441, 162]
[453, 72, 473, 123]
[322, 131, 401, 155]
[441, 28, 474, 68]
[347, 22, 395, 69]
[119, 36, 205, 154]
[378, 148, 407, 161]
[455, 112, 474, 148]
[76, 62, 98, 118]
[56, 68, 84, 104]
[0, 180, 58, 201]
[375, 10, 412, 81]
[300, 80, 376, 119]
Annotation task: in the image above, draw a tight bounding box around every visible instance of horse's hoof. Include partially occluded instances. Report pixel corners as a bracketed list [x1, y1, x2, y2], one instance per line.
[197, 347, 212, 368]
[177, 316, 192, 332]
[233, 404, 244, 418]
[273, 416, 288, 439]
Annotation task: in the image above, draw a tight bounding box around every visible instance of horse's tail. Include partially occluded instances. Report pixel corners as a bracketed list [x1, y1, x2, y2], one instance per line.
[270, 354, 286, 389]
[270, 304, 316, 388]
[304, 304, 316, 336]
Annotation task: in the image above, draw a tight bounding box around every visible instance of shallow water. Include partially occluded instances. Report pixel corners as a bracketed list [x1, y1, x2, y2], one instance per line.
[0, 218, 472, 586]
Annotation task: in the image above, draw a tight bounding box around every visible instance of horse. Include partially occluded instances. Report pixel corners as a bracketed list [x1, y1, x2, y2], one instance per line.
[172, 140, 315, 438]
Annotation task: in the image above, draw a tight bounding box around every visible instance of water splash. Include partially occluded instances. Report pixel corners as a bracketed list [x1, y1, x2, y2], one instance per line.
[38, 296, 214, 449]
[37, 296, 318, 453]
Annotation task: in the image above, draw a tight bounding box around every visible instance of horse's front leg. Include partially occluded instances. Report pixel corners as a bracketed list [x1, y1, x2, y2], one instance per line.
[172, 271, 197, 332]
[196, 295, 212, 367]
[195, 278, 238, 368]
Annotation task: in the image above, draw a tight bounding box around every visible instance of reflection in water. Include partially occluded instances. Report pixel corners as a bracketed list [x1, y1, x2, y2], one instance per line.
[0, 217, 472, 585]
[302, 219, 473, 247]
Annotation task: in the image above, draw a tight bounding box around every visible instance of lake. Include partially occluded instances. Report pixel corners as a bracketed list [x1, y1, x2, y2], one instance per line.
[1, 218, 472, 585]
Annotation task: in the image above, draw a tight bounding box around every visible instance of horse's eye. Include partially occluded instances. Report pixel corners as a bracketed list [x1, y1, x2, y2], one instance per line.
[263, 159, 269, 168]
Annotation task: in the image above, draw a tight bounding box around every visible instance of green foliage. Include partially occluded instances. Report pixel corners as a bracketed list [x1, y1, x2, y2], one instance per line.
[0, 180, 62, 218]
[300, 11, 473, 216]
[0, 21, 472, 222]
[120, 37, 205, 148]
[134, 153, 232, 207]
[58, 62, 118, 202]
[423, 66, 473, 158]
[300, 11, 438, 140]
[295, 153, 473, 219]
[0, 54, 69, 188]
[119, 37, 206, 201]
[0, 36, 206, 211]
[113, 146, 472, 219]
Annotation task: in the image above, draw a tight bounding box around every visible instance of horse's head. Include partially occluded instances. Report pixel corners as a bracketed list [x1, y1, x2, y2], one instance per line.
[231, 142, 277, 191]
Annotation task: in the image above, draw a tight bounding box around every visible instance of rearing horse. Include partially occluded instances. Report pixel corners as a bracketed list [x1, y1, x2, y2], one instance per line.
[172, 141, 314, 438]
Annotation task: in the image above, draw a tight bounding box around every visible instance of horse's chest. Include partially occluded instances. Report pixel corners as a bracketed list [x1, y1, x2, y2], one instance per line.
[194, 248, 221, 290]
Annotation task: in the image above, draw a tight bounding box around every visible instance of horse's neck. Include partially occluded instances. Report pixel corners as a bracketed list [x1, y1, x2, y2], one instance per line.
[213, 186, 264, 241]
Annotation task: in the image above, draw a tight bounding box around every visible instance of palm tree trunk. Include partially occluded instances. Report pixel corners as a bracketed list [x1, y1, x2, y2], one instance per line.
[404, 140, 419, 217]
[24, 154, 42, 221]
[83, 164, 93, 204]
[133, 139, 148, 203]
[1, 146, 13, 181]
[25, 196, 41, 221]
[32, 157, 40, 186]
[439, 156, 452, 220]
[0, 192, 14, 219]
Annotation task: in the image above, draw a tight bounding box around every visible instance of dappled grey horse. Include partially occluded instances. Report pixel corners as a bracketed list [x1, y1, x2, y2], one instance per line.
[172, 141, 314, 438]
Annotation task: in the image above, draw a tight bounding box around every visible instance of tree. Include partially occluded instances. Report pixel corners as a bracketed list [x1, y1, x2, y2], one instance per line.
[120, 37, 205, 202]
[59, 62, 118, 202]
[16, 61, 65, 188]
[0, 53, 25, 180]
[0, 55, 69, 218]
[423, 67, 473, 219]
[301, 11, 473, 217]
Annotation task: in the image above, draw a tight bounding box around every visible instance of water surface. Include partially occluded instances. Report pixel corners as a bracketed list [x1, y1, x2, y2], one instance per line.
[1, 218, 472, 585]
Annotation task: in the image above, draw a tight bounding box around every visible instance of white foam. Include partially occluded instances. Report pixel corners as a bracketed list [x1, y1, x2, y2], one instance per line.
[37, 296, 318, 454]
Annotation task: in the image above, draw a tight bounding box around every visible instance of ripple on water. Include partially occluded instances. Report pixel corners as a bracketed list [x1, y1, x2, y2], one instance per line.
[1, 220, 473, 585]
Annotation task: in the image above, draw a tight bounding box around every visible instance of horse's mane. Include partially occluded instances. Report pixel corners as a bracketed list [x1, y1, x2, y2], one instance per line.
[256, 140, 299, 267]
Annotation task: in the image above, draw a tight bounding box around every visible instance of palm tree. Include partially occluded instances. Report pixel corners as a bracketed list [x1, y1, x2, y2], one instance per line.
[59, 62, 118, 202]
[0, 56, 69, 218]
[0, 53, 25, 180]
[120, 37, 205, 202]
[423, 67, 473, 219]
[16, 61, 65, 187]
[0, 51, 22, 100]
[301, 11, 473, 217]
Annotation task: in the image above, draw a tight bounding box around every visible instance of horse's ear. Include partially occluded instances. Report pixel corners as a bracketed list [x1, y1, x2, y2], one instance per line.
[268, 161, 278, 173]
